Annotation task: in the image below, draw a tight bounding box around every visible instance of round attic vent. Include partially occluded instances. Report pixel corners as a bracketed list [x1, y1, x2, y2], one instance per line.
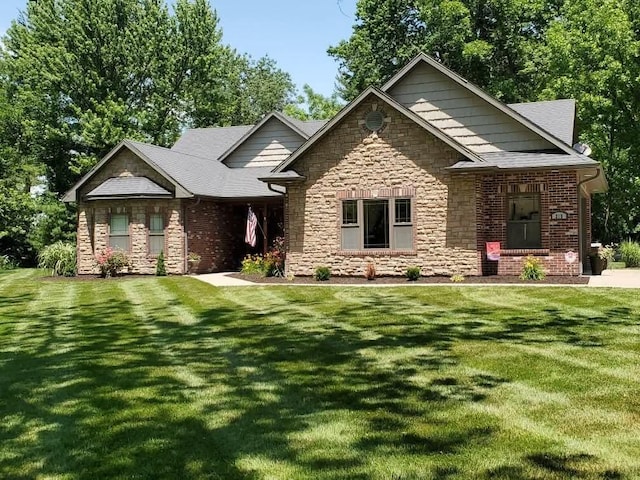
[364, 110, 385, 132]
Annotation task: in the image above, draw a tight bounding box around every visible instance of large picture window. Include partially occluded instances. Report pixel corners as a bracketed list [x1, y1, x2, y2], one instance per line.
[109, 213, 129, 251]
[507, 194, 541, 248]
[148, 213, 165, 255]
[340, 197, 413, 251]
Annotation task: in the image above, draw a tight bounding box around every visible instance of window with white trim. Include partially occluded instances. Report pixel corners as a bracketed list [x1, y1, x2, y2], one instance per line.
[340, 197, 413, 251]
[109, 213, 129, 251]
[148, 212, 165, 255]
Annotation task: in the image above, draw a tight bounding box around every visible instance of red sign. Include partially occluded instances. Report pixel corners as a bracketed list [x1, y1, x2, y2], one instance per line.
[486, 242, 501, 261]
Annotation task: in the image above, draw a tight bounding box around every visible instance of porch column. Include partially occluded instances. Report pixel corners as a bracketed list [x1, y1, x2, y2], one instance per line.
[263, 203, 268, 255]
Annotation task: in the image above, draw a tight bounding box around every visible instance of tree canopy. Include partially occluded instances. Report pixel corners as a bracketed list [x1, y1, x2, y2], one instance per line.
[330, 0, 640, 242]
[0, 0, 295, 263]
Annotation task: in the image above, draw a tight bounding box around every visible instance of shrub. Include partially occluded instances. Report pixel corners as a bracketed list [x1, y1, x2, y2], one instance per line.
[38, 241, 76, 277]
[95, 247, 130, 278]
[619, 240, 640, 267]
[241, 237, 286, 277]
[314, 266, 331, 281]
[450, 273, 465, 283]
[364, 262, 376, 280]
[520, 255, 545, 281]
[405, 266, 421, 281]
[156, 251, 167, 276]
[0, 255, 16, 270]
[241, 254, 267, 275]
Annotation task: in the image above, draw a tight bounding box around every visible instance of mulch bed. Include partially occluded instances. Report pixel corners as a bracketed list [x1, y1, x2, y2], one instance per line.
[229, 273, 590, 285]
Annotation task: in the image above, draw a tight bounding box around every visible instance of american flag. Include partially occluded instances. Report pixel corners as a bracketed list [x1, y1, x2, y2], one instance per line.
[245, 207, 257, 247]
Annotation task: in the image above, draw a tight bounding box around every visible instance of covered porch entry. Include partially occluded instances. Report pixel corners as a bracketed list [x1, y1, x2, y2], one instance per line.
[185, 197, 284, 273]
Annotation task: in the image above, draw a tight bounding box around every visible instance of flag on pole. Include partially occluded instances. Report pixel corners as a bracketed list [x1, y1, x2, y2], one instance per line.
[245, 207, 257, 247]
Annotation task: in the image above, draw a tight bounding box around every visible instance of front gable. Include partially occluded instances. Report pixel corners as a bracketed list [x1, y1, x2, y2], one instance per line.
[385, 60, 557, 153]
[222, 115, 308, 168]
[63, 141, 191, 202]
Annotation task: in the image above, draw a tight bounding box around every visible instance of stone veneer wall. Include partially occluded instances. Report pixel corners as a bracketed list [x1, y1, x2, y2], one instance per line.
[76, 149, 185, 275]
[77, 199, 185, 275]
[476, 170, 583, 276]
[285, 95, 478, 277]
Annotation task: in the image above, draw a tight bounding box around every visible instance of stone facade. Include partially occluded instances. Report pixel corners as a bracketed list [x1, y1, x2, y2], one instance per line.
[476, 170, 586, 276]
[285, 95, 478, 277]
[77, 199, 185, 275]
[76, 150, 185, 275]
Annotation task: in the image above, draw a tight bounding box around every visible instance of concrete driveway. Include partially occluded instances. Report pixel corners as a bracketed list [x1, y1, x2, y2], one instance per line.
[588, 269, 640, 288]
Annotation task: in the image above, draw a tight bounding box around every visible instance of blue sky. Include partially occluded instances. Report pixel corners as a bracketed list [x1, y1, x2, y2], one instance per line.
[0, 0, 358, 97]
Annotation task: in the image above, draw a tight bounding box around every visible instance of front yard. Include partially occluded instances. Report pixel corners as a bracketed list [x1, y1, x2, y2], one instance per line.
[0, 269, 638, 479]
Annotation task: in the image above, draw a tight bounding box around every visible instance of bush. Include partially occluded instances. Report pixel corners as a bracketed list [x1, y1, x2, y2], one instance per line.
[0, 255, 16, 270]
[95, 247, 130, 277]
[314, 266, 331, 281]
[364, 262, 376, 280]
[450, 273, 465, 282]
[156, 251, 167, 276]
[520, 255, 545, 281]
[241, 254, 267, 275]
[405, 266, 421, 281]
[38, 241, 76, 277]
[619, 240, 640, 267]
[241, 238, 286, 277]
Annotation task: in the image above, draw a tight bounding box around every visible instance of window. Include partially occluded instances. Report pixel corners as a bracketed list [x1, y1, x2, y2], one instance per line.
[149, 213, 165, 255]
[364, 200, 389, 248]
[507, 194, 541, 248]
[340, 197, 413, 251]
[109, 213, 129, 251]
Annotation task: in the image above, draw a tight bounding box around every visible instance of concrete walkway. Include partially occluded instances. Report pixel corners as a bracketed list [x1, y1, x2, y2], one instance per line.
[193, 270, 640, 288]
[587, 269, 640, 288]
[193, 272, 255, 286]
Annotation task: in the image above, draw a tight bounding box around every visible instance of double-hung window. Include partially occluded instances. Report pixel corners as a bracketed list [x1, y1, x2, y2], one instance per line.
[109, 212, 129, 251]
[340, 197, 413, 251]
[507, 193, 541, 248]
[148, 213, 165, 255]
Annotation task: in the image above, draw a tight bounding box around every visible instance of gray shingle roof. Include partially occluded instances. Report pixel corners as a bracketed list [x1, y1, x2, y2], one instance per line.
[286, 117, 328, 137]
[448, 151, 598, 171]
[171, 125, 253, 160]
[129, 141, 279, 198]
[508, 99, 576, 146]
[86, 176, 172, 198]
[172, 118, 326, 162]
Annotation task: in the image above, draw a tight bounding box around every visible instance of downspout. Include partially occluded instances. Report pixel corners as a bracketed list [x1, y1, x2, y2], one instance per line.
[577, 168, 601, 273]
[267, 183, 286, 195]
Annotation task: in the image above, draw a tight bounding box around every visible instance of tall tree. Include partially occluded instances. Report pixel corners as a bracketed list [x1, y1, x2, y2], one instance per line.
[540, 0, 640, 242]
[284, 84, 344, 120]
[0, 0, 295, 194]
[328, 0, 561, 102]
[0, 0, 295, 263]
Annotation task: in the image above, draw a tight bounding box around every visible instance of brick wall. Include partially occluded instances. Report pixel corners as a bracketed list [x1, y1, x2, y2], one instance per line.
[77, 199, 185, 275]
[185, 200, 237, 273]
[285, 95, 478, 277]
[477, 170, 583, 276]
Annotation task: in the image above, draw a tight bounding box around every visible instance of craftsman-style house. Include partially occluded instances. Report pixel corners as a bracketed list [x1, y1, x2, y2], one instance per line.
[64, 53, 606, 276]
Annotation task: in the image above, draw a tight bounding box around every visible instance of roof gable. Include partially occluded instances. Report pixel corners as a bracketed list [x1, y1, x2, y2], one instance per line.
[217, 112, 311, 167]
[63, 140, 193, 202]
[272, 87, 483, 174]
[222, 114, 310, 168]
[382, 53, 577, 155]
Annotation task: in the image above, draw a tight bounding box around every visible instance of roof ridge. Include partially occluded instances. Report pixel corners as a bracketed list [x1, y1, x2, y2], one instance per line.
[131, 139, 232, 165]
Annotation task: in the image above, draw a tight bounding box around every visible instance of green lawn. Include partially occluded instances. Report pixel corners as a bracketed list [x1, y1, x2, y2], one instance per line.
[0, 270, 639, 479]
